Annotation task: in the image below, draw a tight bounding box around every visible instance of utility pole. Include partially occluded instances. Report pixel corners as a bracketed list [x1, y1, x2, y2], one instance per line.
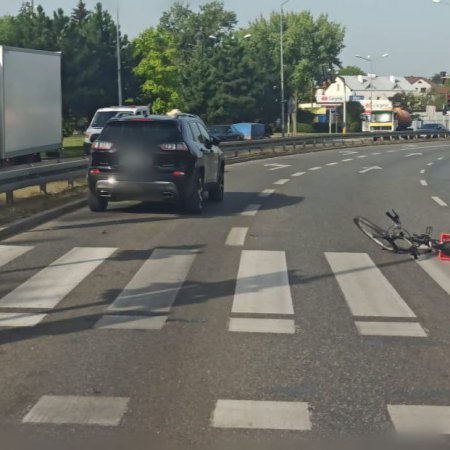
[280, 0, 290, 137]
[116, 8, 123, 106]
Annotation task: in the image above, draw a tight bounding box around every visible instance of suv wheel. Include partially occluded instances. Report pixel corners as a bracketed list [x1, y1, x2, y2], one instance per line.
[209, 166, 224, 202]
[184, 172, 204, 213]
[88, 191, 108, 212]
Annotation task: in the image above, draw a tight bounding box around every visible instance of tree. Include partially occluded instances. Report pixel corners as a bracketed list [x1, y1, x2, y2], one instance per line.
[134, 28, 181, 113]
[0, 15, 17, 45]
[338, 65, 365, 76]
[337, 101, 364, 132]
[244, 11, 345, 125]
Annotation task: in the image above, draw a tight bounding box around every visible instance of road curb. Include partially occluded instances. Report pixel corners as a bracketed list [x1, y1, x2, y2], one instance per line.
[0, 198, 87, 241]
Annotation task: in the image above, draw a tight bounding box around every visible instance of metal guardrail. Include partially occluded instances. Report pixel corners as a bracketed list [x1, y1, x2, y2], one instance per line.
[1, 131, 449, 204]
[0, 158, 88, 204]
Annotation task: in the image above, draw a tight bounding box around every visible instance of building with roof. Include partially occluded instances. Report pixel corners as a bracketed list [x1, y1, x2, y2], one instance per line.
[405, 76, 433, 94]
[317, 75, 416, 103]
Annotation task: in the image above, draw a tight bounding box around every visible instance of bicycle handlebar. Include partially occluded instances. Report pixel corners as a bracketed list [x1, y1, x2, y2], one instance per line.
[386, 210, 400, 224]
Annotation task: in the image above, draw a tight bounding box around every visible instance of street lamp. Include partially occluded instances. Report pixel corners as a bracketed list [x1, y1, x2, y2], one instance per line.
[355, 53, 389, 118]
[280, 0, 290, 137]
[116, 7, 123, 106]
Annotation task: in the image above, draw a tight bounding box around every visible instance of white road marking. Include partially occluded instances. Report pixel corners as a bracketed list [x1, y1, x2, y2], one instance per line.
[211, 400, 311, 430]
[229, 318, 295, 334]
[359, 166, 382, 174]
[259, 189, 275, 198]
[355, 321, 427, 337]
[405, 153, 423, 158]
[325, 253, 416, 318]
[225, 227, 249, 247]
[417, 256, 450, 296]
[340, 150, 358, 155]
[371, 152, 381, 155]
[274, 179, 290, 185]
[95, 315, 167, 330]
[420, 180, 428, 186]
[388, 405, 450, 434]
[107, 248, 197, 314]
[432, 196, 448, 207]
[241, 204, 261, 216]
[357, 155, 368, 158]
[0, 247, 116, 309]
[420, 169, 426, 174]
[0, 312, 46, 327]
[438, 157, 444, 161]
[291, 172, 305, 177]
[309, 166, 322, 171]
[342, 158, 354, 162]
[326, 162, 339, 166]
[232, 250, 294, 315]
[264, 163, 292, 171]
[0, 245, 33, 268]
[427, 162, 434, 166]
[23, 395, 129, 426]
[387, 150, 396, 153]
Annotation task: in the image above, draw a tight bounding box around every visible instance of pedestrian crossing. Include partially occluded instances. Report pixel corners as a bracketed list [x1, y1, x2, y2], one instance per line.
[0, 244, 448, 337]
[96, 248, 198, 330]
[3, 243, 450, 436]
[325, 252, 428, 338]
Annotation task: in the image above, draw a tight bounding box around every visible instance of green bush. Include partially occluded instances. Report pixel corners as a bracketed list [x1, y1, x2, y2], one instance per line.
[348, 121, 361, 133]
[297, 123, 315, 133]
[313, 123, 329, 133]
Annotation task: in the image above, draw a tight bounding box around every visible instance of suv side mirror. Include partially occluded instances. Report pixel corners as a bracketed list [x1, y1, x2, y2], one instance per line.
[211, 136, 221, 146]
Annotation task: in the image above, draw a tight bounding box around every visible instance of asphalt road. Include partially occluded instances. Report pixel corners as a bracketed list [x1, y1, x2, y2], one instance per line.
[1, 140, 450, 449]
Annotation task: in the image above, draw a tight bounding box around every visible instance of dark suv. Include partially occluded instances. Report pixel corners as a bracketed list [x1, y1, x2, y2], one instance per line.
[87, 113, 224, 213]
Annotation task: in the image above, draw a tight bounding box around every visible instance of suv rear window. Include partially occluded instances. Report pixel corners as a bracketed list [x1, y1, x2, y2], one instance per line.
[101, 121, 183, 146]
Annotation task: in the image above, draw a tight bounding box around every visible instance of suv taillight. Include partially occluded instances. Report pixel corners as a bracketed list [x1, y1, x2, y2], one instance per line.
[159, 142, 188, 151]
[91, 141, 114, 151]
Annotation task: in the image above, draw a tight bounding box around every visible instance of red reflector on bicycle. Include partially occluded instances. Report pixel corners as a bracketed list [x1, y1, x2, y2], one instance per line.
[439, 233, 450, 261]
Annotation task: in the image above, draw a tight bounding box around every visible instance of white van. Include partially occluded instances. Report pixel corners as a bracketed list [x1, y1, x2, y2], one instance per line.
[84, 106, 150, 155]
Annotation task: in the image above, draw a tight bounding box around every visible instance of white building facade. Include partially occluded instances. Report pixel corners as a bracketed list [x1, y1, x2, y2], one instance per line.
[317, 75, 416, 103]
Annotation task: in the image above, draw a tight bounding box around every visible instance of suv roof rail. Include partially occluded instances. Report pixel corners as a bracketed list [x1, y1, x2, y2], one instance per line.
[176, 113, 199, 119]
[167, 109, 199, 119]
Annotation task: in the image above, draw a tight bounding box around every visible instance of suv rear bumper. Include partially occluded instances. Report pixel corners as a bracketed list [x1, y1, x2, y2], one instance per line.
[94, 179, 179, 202]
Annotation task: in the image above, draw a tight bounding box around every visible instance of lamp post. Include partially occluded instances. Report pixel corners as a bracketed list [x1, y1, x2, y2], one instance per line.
[116, 8, 123, 106]
[355, 53, 389, 119]
[280, 0, 290, 137]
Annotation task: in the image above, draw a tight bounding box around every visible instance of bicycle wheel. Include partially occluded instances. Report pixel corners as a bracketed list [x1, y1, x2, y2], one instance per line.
[353, 217, 397, 252]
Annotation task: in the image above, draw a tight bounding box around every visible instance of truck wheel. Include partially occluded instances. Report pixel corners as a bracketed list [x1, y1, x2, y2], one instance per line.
[209, 166, 224, 202]
[183, 172, 204, 214]
[88, 191, 108, 212]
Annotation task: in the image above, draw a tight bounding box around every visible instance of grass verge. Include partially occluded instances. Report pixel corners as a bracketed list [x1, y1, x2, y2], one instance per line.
[62, 135, 84, 159]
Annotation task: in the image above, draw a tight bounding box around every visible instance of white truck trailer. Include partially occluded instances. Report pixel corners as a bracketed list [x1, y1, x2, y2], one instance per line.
[0, 46, 62, 166]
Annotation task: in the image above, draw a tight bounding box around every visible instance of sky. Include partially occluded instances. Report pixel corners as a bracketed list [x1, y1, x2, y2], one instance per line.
[0, 0, 448, 77]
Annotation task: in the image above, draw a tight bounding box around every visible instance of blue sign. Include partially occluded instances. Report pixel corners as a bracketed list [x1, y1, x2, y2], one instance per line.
[350, 95, 364, 102]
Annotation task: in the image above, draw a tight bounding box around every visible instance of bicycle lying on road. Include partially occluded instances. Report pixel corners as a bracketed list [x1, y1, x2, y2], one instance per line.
[354, 210, 450, 260]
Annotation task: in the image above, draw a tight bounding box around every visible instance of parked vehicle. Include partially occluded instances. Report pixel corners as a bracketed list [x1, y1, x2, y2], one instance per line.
[0, 46, 62, 167]
[84, 106, 150, 155]
[232, 122, 266, 140]
[419, 123, 447, 138]
[87, 112, 224, 213]
[208, 125, 244, 141]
